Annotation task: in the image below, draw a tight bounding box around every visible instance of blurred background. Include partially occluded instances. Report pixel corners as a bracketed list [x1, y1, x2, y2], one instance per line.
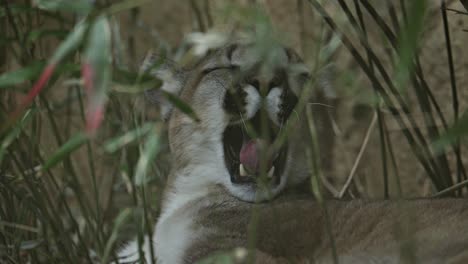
[1, 0, 468, 262]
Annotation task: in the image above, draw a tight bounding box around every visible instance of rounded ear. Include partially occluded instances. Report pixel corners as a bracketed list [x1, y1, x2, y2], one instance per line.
[142, 52, 186, 121]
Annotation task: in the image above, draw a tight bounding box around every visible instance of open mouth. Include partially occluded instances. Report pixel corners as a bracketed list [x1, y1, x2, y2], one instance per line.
[223, 113, 287, 186]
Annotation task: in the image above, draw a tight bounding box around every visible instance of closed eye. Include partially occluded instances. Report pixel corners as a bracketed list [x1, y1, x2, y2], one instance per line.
[202, 65, 240, 75]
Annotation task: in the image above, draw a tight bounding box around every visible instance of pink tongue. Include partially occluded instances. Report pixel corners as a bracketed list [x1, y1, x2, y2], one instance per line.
[239, 139, 271, 174]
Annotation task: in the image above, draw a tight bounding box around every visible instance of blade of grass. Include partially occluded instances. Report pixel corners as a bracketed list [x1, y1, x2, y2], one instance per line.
[396, 1, 451, 134]
[442, 0, 466, 188]
[394, 0, 427, 89]
[394, 1, 455, 187]
[6, 149, 79, 262]
[339, 112, 377, 198]
[1, 21, 87, 133]
[0, 62, 45, 89]
[0, 221, 39, 233]
[101, 208, 132, 264]
[6, 115, 94, 262]
[162, 91, 200, 122]
[305, 106, 338, 264]
[203, 0, 213, 28]
[0, 109, 35, 164]
[36, 95, 104, 258]
[83, 15, 112, 134]
[134, 126, 161, 186]
[310, 0, 445, 189]
[396, 0, 453, 187]
[103, 123, 154, 153]
[432, 178, 468, 197]
[40, 133, 89, 171]
[190, 0, 206, 32]
[353, 0, 390, 198]
[34, 0, 92, 15]
[2, 0, 29, 62]
[433, 111, 468, 151]
[76, 84, 105, 254]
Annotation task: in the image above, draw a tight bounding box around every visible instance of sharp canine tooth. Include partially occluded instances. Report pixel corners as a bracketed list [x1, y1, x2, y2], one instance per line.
[239, 164, 248, 177]
[267, 166, 275, 178]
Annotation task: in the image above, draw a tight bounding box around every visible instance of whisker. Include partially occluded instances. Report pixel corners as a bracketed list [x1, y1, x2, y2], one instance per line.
[279, 119, 284, 134]
[239, 111, 247, 138]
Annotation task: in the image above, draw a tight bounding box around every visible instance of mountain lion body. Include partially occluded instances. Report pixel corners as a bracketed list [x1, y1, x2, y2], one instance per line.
[118, 41, 468, 264]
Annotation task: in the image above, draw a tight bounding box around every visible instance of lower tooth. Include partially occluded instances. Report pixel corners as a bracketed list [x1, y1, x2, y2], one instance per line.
[267, 166, 275, 178]
[239, 164, 248, 177]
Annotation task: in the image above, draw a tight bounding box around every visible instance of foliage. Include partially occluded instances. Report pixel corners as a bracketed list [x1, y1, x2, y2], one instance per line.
[1, 0, 467, 263]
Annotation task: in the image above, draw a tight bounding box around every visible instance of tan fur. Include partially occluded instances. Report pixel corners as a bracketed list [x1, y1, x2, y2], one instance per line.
[140, 42, 468, 264]
[182, 191, 468, 263]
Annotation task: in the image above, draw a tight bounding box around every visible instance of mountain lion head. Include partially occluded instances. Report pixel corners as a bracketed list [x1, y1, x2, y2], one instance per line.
[145, 42, 313, 202]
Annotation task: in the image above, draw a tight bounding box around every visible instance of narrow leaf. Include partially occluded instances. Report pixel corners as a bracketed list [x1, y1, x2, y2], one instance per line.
[134, 127, 161, 186]
[0, 221, 39, 233]
[394, 0, 427, 89]
[41, 133, 89, 171]
[20, 64, 56, 109]
[103, 123, 154, 153]
[83, 16, 112, 134]
[50, 21, 87, 65]
[0, 109, 35, 164]
[433, 111, 468, 152]
[34, 0, 92, 15]
[0, 64, 54, 132]
[101, 208, 133, 264]
[163, 91, 200, 122]
[11, 21, 86, 112]
[112, 66, 162, 93]
[20, 240, 43, 250]
[0, 62, 46, 88]
[0, 62, 80, 90]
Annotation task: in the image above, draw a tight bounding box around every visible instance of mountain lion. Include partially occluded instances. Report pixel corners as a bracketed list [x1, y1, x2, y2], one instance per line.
[118, 41, 468, 264]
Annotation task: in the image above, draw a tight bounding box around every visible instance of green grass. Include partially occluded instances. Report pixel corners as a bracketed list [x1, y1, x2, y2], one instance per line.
[1, 0, 467, 263]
